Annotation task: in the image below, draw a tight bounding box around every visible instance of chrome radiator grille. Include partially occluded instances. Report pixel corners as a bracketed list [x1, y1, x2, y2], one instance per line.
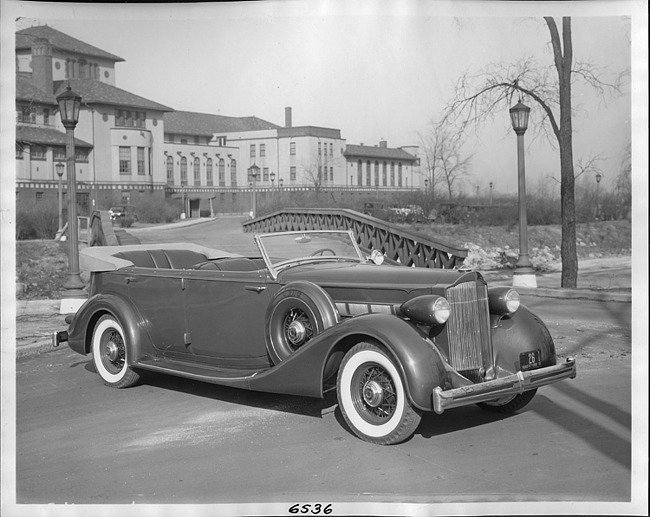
[445, 280, 492, 373]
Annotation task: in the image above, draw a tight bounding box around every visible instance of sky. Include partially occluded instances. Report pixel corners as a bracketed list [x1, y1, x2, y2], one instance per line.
[3, 0, 643, 197]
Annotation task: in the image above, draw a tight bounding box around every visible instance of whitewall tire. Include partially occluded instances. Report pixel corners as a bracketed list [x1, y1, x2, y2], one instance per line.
[337, 342, 421, 445]
[91, 315, 142, 388]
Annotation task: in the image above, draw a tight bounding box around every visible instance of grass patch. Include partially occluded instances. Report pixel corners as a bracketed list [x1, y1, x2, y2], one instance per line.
[16, 240, 70, 300]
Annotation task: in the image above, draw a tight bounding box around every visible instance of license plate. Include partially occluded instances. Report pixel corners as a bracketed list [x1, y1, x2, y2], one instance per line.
[520, 350, 542, 371]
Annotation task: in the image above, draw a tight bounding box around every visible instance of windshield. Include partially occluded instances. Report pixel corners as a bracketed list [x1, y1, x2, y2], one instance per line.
[255, 230, 364, 277]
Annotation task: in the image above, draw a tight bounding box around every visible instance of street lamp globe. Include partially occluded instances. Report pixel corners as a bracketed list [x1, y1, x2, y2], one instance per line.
[55, 162, 64, 178]
[509, 100, 530, 135]
[56, 85, 82, 129]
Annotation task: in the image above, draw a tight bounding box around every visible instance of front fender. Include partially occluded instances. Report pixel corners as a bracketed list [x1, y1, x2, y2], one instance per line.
[247, 313, 446, 411]
[491, 305, 557, 374]
[67, 293, 152, 364]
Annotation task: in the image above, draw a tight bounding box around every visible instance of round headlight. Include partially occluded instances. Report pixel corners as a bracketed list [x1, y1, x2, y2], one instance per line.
[488, 287, 520, 315]
[504, 289, 520, 313]
[400, 295, 450, 326]
[431, 296, 451, 324]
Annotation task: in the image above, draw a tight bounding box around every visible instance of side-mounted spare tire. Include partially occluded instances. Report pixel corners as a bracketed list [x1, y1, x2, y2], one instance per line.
[265, 281, 340, 364]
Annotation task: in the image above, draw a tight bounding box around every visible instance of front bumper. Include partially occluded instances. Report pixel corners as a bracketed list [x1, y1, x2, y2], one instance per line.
[432, 357, 577, 414]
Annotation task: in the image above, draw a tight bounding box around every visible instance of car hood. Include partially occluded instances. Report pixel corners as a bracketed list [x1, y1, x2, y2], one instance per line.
[278, 261, 474, 293]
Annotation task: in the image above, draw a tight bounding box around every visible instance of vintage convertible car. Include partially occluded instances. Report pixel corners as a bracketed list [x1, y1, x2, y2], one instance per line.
[54, 230, 576, 445]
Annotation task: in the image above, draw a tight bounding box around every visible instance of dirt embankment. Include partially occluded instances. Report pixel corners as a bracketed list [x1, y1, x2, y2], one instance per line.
[410, 220, 631, 271]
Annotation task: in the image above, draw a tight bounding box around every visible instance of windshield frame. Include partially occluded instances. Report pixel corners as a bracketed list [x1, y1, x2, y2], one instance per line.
[254, 230, 365, 279]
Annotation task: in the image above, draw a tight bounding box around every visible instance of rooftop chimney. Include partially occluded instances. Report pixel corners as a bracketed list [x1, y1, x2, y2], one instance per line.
[31, 38, 53, 95]
[379, 139, 387, 148]
[285, 106, 292, 128]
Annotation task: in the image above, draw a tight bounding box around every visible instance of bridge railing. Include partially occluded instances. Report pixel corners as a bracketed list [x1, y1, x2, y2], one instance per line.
[242, 208, 467, 269]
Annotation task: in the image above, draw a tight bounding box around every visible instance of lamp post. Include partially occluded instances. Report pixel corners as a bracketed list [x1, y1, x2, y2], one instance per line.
[509, 99, 536, 288]
[595, 172, 602, 220]
[55, 162, 64, 238]
[270, 171, 276, 200]
[424, 178, 429, 192]
[248, 163, 260, 218]
[57, 85, 87, 312]
[489, 181, 493, 205]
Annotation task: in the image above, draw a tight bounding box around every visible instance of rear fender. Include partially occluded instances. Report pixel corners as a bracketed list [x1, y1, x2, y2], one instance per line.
[67, 293, 152, 364]
[491, 305, 557, 374]
[248, 313, 446, 411]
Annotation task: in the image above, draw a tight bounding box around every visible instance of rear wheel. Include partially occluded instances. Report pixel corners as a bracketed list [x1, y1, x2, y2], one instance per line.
[337, 342, 421, 445]
[91, 315, 142, 388]
[477, 389, 537, 414]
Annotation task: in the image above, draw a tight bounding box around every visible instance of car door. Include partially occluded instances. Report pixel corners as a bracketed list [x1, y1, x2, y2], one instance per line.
[123, 268, 188, 356]
[183, 269, 275, 369]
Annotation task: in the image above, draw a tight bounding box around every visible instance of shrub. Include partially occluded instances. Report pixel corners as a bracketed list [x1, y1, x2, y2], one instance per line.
[119, 216, 135, 228]
[135, 196, 181, 223]
[16, 199, 59, 240]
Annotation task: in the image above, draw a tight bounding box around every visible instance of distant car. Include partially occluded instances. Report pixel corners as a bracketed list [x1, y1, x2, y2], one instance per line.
[54, 229, 576, 445]
[109, 205, 138, 222]
[362, 202, 394, 222]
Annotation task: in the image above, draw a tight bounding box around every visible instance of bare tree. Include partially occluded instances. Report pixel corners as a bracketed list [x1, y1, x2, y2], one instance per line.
[441, 17, 625, 288]
[419, 120, 472, 200]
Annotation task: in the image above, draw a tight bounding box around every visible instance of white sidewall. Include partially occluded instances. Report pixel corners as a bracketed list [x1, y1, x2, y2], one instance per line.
[92, 318, 127, 384]
[339, 349, 405, 438]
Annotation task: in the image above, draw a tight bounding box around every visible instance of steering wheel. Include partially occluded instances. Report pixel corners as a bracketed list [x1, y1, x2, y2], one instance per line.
[311, 248, 336, 257]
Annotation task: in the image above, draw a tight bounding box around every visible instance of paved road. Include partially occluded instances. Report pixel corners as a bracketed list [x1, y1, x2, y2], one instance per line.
[130, 215, 259, 256]
[14, 297, 632, 510]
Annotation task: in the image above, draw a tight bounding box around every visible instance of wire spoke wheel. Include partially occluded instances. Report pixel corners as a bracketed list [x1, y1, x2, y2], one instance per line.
[283, 307, 314, 351]
[351, 364, 398, 425]
[99, 328, 126, 375]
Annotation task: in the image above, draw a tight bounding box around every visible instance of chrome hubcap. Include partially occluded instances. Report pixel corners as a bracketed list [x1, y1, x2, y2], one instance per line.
[287, 320, 307, 346]
[105, 341, 120, 362]
[362, 380, 384, 407]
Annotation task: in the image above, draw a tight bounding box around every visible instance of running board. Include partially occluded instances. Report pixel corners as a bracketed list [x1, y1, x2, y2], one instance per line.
[134, 358, 266, 386]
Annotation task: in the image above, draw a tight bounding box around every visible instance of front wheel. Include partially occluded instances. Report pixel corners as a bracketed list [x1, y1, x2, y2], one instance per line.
[91, 315, 142, 388]
[337, 342, 421, 445]
[477, 388, 537, 414]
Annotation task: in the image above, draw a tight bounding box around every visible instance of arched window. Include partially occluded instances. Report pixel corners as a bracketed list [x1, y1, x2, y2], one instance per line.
[366, 161, 371, 186]
[193, 157, 201, 185]
[206, 158, 213, 186]
[390, 162, 395, 187]
[382, 162, 387, 186]
[230, 159, 237, 186]
[166, 156, 174, 185]
[374, 161, 379, 186]
[357, 160, 363, 186]
[180, 157, 187, 186]
[219, 159, 226, 186]
[398, 163, 403, 187]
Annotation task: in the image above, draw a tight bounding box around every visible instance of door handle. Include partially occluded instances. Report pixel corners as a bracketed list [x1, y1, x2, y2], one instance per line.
[245, 285, 266, 294]
[125, 276, 138, 284]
